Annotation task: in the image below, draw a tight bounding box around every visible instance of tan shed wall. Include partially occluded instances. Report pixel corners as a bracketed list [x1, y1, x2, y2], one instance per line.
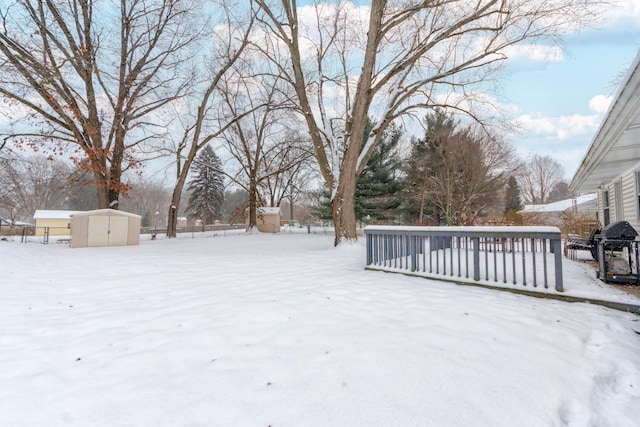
[70, 216, 89, 248]
[256, 213, 281, 233]
[127, 216, 141, 245]
[35, 219, 71, 236]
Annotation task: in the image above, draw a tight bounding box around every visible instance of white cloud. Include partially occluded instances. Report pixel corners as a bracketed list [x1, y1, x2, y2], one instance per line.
[588, 94, 613, 114]
[515, 112, 601, 140]
[503, 44, 565, 64]
[600, 0, 640, 31]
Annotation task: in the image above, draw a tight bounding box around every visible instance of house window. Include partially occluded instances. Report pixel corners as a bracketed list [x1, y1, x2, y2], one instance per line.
[603, 190, 610, 226]
[614, 180, 622, 222]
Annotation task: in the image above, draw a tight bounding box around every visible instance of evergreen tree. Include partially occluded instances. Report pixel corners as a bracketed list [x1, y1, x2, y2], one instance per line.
[504, 176, 522, 212]
[401, 112, 455, 224]
[186, 145, 225, 225]
[355, 121, 403, 223]
[503, 175, 523, 225]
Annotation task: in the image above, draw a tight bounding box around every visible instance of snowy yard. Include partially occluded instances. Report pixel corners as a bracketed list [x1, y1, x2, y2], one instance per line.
[1, 231, 639, 426]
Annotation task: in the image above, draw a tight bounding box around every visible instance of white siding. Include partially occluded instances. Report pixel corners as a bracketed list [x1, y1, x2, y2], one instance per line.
[596, 164, 640, 231]
[621, 171, 636, 226]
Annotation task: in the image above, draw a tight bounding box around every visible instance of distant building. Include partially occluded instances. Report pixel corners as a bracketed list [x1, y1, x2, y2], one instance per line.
[518, 194, 598, 235]
[247, 206, 282, 233]
[33, 210, 85, 236]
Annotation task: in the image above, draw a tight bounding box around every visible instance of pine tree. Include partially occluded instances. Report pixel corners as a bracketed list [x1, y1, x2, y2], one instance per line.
[355, 121, 403, 223]
[186, 145, 225, 226]
[504, 176, 522, 212]
[503, 175, 522, 225]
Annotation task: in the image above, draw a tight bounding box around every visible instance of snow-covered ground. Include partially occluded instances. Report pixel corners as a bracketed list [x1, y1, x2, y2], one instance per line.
[1, 230, 639, 426]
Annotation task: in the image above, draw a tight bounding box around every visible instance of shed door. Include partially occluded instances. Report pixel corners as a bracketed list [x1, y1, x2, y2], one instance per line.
[108, 216, 129, 246]
[87, 216, 129, 246]
[87, 216, 109, 247]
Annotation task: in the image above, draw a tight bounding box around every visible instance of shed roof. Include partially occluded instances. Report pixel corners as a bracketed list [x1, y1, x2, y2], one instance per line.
[257, 207, 281, 215]
[71, 208, 141, 219]
[570, 49, 640, 193]
[33, 210, 85, 219]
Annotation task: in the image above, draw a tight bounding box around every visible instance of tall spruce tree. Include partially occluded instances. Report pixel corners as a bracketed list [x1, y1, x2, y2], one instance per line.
[504, 175, 523, 225]
[504, 176, 522, 212]
[186, 146, 225, 226]
[355, 121, 403, 223]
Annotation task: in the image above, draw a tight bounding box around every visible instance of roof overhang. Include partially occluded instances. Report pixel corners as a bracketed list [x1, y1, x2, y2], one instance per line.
[570, 51, 640, 194]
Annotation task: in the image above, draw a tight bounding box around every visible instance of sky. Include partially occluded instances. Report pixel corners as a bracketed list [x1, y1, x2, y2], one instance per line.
[1, 229, 639, 426]
[501, 0, 640, 181]
[1, 1, 639, 187]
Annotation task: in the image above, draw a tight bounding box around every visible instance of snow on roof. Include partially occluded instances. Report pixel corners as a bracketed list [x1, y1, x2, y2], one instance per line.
[71, 208, 141, 219]
[33, 210, 86, 219]
[519, 194, 597, 214]
[257, 207, 281, 215]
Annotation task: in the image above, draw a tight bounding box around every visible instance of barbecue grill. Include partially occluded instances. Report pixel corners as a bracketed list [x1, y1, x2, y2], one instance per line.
[595, 221, 639, 284]
[566, 221, 640, 285]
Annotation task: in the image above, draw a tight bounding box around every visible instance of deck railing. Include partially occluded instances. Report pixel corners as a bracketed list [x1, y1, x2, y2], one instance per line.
[365, 226, 563, 292]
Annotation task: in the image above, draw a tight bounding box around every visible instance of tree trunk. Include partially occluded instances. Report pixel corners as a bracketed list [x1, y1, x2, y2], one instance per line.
[166, 153, 192, 238]
[247, 174, 258, 230]
[330, 171, 358, 246]
[166, 186, 182, 238]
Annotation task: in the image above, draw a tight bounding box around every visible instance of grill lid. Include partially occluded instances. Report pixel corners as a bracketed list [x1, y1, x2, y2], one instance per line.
[599, 221, 638, 240]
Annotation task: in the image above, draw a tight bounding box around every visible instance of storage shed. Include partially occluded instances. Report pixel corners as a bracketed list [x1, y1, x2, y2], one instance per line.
[249, 206, 282, 233]
[70, 209, 141, 248]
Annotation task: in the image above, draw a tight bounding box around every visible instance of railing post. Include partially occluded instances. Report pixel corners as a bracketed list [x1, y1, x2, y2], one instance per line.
[471, 236, 480, 281]
[366, 232, 372, 266]
[409, 234, 416, 271]
[552, 238, 563, 292]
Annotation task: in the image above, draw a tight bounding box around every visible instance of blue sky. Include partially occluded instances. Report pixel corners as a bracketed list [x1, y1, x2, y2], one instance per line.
[500, 1, 640, 181]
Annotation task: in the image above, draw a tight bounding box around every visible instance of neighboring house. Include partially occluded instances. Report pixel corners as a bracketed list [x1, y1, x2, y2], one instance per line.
[570, 50, 640, 231]
[518, 194, 598, 228]
[33, 210, 85, 237]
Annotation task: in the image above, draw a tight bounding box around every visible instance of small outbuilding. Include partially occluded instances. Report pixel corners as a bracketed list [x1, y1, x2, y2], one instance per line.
[249, 206, 282, 233]
[70, 209, 141, 248]
[33, 210, 84, 237]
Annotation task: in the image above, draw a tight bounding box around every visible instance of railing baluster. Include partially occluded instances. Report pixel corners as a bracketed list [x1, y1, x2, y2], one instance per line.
[532, 238, 537, 287]
[542, 238, 548, 289]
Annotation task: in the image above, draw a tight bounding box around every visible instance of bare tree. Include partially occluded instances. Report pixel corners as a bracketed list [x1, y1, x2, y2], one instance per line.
[254, 0, 606, 244]
[0, 153, 72, 220]
[218, 71, 310, 229]
[261, 130, 315, 211]
[0, 0, 200, 209]
[519, 154, 565, 205]
[162, 3, 255, 237]
[119, 176, 172, 227]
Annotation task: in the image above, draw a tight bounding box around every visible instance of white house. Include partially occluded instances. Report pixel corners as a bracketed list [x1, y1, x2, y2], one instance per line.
[570, 50, 640, 230]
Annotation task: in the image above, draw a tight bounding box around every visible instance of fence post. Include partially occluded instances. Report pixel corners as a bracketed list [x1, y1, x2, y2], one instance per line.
[471, 236, 480, 281]
[552, 238, 563, 292]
